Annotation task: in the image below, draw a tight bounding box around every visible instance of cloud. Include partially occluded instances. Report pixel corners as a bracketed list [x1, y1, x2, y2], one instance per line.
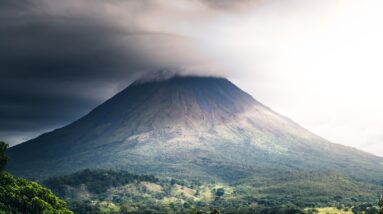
[200, 0, 262, 11]
[0, 0, 259, 145]
[3, 0, 383, 157]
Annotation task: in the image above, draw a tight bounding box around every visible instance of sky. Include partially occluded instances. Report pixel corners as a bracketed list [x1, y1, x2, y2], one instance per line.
[1, 0, 383, 156]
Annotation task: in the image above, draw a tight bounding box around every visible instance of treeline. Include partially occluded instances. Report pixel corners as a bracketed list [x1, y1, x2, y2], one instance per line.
[67, 201, 308, 214]
[42, 168, 383, 214]
[44, 169, 158, 195]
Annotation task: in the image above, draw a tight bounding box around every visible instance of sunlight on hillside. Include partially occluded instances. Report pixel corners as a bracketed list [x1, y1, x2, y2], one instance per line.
[314, 207, 352, 214]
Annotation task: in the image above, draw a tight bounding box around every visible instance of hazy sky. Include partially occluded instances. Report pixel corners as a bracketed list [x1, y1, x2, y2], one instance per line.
[1, 0, 383, 156]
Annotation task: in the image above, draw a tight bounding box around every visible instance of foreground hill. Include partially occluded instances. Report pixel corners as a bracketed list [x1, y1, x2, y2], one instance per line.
[0, 142, 73, 214]
[6, 76, 383, 185]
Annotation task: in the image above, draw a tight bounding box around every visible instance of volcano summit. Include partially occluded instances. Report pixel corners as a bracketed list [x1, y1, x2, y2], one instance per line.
[6, 76, 383, 183]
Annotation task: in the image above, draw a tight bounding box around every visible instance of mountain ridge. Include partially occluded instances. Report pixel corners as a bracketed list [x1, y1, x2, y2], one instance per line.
[6, 75, 383, 183]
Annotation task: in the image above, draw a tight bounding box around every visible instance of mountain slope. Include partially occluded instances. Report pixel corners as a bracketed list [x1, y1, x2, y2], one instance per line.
[6, 76, 383, 183]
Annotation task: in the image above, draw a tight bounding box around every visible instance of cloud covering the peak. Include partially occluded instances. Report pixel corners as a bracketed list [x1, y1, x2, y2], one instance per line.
[2, 0, 383, 156]
[0, 0, 240, 143]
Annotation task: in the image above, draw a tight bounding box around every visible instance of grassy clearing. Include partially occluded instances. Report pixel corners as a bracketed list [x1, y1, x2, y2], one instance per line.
[306, 207, 352, 214]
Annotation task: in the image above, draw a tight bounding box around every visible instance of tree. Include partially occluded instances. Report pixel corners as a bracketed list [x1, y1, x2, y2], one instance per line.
[0, 141, 73, 214]
[215, 188, 225, 197]
[171, 178, 177, 186]
[378, 193, 383, 214]
[0, 141, 8, 172]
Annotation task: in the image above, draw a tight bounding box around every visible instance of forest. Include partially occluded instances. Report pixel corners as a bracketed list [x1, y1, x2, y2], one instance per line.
[2, 141, 383, 214]
[43, 169, 383, 214]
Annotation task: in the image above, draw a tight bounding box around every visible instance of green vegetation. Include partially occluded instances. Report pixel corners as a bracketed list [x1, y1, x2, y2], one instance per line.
[0, 141, 73, 214]
[45, 169, 158, 195]
[235, 170, 382, 208]
[43, 169, 383, 214]
[43, 169, 293, 213]
[3, 136, 383, 213]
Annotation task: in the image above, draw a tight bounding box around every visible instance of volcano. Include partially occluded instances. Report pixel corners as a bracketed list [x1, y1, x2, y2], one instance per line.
[6, 76, 383, 182]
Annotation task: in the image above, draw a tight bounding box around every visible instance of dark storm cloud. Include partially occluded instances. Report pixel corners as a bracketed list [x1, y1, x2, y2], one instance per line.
[0, 0, 157, 144]
[0, 0, 259, 145]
